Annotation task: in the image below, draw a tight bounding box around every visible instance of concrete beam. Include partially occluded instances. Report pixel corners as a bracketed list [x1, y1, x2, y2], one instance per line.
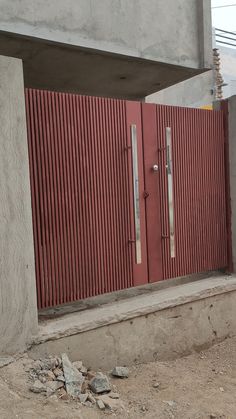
[0, 54, 38, 354]
[31, 275, 236, 369]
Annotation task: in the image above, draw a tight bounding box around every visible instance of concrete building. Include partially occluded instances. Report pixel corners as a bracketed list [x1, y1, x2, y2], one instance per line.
[0, 0, 212, 99]
[0, 0, 216, 356]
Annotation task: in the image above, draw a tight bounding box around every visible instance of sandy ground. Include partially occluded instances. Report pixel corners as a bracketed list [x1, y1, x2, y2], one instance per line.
[0, 337, 236, 419]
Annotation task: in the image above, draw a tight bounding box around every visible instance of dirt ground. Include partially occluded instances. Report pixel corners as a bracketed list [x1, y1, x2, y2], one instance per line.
[1, 337, 236, 419]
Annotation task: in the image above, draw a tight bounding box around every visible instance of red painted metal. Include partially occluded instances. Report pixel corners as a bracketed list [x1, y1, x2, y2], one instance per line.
[26, 88, 228, 309]
[220, 100, 233, 272]
[142, 104, 227, 280]
[25, 89, 134, 308]
[141, 104, 163, 282]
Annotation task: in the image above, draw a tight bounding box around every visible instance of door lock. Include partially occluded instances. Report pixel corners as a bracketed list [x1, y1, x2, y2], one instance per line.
[152, 164, 159, 172]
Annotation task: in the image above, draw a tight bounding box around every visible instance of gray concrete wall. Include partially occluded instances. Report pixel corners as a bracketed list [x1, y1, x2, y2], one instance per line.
[31, 276, 236, 369]
[0, 54, 38, 354]
[228, 96, 236, 272]
[31, 289, 236, 370]
[146, 70, 214, 108]
[0, 0, 212, 69]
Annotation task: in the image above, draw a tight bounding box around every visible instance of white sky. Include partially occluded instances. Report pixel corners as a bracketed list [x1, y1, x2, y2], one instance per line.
[212, 0, 236, 31]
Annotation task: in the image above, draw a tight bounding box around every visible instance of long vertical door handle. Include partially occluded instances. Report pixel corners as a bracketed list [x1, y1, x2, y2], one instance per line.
[130, 124, 142, 264]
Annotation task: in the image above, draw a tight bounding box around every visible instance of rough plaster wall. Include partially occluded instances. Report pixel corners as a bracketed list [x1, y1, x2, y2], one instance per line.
[146, 71, 214, 108]
[0, 0, 210, 68]
[30, 292, 236, 369]
[0, 55, 38, 354]
[228, 96, 236, 272]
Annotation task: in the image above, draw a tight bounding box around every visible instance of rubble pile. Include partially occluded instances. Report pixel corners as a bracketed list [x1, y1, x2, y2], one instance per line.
[29, 353, 128, 412]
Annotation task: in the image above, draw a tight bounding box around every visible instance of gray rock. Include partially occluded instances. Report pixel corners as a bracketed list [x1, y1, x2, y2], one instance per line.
[97, 399, 106, 410]
[30, 380, 47, 394]
[62, 353, 84, 397]
[89, 372, 111, 394]
[78, 393, 88, 403]
[84, 401, 93, 408]
[0, 357, 15, 368]
[111, 367, 129, 378]
[153, 382, 160, 389]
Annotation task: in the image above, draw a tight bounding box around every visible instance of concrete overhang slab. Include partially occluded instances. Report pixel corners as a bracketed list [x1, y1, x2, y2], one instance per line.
[0, 31, 206, 99]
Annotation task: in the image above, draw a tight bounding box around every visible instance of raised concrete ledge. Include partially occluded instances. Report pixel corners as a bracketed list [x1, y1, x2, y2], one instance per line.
[35, 275, 236, 345]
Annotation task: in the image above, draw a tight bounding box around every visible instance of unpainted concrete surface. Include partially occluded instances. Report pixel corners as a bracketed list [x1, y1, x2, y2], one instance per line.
[146, 71, 214, 108]
[0, 0, 212, 69]
[0, 54, 38, 354]
[30, 276, 236, 369]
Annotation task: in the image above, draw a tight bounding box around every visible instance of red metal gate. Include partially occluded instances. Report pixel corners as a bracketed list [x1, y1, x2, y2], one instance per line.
[142, 103, 228, 282]
[25, 89, 228, 309]
[25, 89, 149, 308]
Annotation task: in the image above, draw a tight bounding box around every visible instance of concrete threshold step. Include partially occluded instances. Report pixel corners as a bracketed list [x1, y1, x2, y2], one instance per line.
[35, 274, 236, 345]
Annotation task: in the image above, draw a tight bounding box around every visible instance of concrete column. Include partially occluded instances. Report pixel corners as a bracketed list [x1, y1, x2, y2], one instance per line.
[0, 55, 38, 354]
[227, 96, 236, 272]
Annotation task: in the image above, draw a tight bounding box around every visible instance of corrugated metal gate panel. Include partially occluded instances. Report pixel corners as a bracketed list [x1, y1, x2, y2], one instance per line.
[156, 105, 227, 279]
[25, 89, 133, 309]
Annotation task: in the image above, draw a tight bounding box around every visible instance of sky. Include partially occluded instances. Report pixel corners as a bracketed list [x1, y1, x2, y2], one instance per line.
[211, 0, 236, 31]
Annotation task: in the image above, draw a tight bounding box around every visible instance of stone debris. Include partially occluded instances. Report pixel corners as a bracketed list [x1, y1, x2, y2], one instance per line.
[89, 372, 111, 394]
[97, 399, 106, 410]
[61, 353, 84, 397]
[30, 380, 47, 394]
[28, 354, 123, 411]
[97, 394, 124, 411]
[112, 366, 129, 378]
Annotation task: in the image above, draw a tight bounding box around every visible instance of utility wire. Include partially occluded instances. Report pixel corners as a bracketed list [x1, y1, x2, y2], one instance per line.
[212, 3, 236, 8]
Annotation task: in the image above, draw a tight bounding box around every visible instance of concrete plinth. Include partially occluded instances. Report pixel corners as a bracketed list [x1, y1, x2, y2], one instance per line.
[0, 55, 38, 354]
[30, 275, 236, 369]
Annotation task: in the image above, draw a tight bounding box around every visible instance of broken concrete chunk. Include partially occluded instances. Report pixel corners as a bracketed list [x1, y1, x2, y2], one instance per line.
[89, 372, 111, 394]
[46, 381, 64, 393]
[111, 367, 129, 378]
[30, 380, 47, 394]
[97, 394, 124, 411]
[61, 353, 84, 397]
[0, 357, 15, 368]
[97, 399, 106, 410]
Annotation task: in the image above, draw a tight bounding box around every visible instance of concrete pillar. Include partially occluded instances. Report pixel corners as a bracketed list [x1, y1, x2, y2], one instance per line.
[0, 55, 38, 354]
[227, 96, 236, 272]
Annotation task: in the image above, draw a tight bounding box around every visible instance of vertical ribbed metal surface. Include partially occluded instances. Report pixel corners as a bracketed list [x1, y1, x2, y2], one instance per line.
[157, 105, 227, 279]
[25, 88, 132, 309]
